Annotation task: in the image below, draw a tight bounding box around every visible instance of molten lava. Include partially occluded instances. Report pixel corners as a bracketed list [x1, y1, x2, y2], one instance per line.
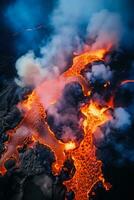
[64, 141, 76, 151]
[0, 48, 112, 199]
[64, 102, 111, 200]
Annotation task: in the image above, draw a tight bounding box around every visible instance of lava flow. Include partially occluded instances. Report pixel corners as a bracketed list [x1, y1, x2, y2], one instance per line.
[0, 48, 111, 199]
[64, 102, 111, 200]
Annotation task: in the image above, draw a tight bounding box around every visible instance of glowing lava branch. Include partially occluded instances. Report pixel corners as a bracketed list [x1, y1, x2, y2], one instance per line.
[121, 79, 134, 85]
[0, 91, 69, 175]
[64, 102, 111, 200]
[63, 49, 106, 78]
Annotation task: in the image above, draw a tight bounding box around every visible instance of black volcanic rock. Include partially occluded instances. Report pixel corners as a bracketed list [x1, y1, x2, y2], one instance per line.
[20, 143, 55, 176]
[4, 159, 16, 170]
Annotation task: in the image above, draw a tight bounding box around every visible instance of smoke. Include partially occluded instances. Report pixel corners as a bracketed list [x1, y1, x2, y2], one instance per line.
[93, 103, 131, 141]
[86, 63, 113, 83]
[15, 52, 46, 87]
[40, 2, 123, 71]
[15, 51, 61, 87]
[87, 9, 123, 50]
[93, 99, 134, 166]
[3, 0, 134, 55]
[112, 107, 131, 130]
[47, 82, 84, 143]
[14, 0, 124, 87]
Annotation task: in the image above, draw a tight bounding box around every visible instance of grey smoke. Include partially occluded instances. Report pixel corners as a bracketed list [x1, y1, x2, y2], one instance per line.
[93, 106, 131, 144]
[87, 9, 123, 50]
[86, 63, 113, 83]
[94, 106, 133, 165]
[111, 107, 131, 130]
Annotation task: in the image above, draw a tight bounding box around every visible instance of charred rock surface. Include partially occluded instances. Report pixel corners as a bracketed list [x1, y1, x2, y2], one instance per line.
[0, 142, 72, 200]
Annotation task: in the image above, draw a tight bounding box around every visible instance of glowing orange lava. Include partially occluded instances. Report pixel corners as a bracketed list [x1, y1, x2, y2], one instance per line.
[63, 49, 106, 78]
[64, 102, 111, 200]
[0, 48, 111, 199]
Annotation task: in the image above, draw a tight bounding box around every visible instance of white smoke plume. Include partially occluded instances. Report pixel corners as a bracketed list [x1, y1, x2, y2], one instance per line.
[15, 51, 60, 87]
[15, 52, 45, 87]
[15, 1, 123, 88]
[111, 107, 131, 130]
[87, 9, 123, 50]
